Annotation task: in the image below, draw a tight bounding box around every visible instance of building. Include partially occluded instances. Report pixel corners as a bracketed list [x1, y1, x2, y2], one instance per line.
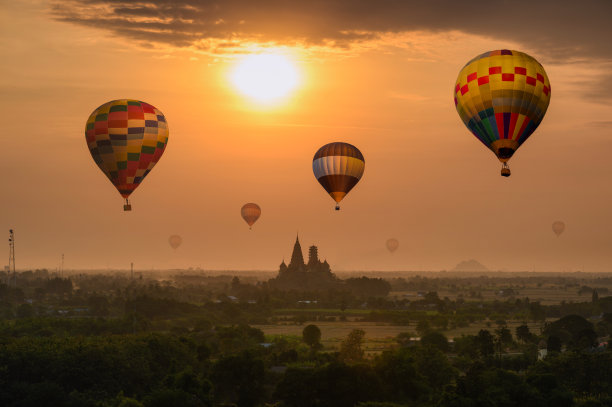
[270, 235, 336, 290]
[279, 235, 331, 274]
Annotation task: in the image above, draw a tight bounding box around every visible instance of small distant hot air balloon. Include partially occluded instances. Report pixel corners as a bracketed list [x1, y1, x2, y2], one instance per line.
[386, 238, 399, 253]
[85, 99, 169, 211]
[454, 50, 551, 177]
[552, 221, 565, 237]
[313, 142, 365, 210]
[168, 235, 182, 249]
[241, 203, 261, 229]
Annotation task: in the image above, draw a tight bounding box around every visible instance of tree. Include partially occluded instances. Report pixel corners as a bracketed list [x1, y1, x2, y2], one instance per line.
[412, 346, 457, 391]
[420, 331, 449, 353]
[516, 325, 532, 343]
[340, 329, 365, 363]
[345, 277, 391, 297]
[495, 326, 513, 346]
[231, 276, 240, 292]
[454, 335, 479, 359]
[374, 350, 428, 404]
[416, 319, 430, 335]
[475, 329, 495, 358]
[547, 335, 562, 352]
[144, 388, 204, 407]
[87, 295, 109, 316]
[211, 351, 265, 407]
[544, 315, 596, 349]
[302, 324, 322, 349]
[529, 302, 546, 321]
[118, 398, 144, 407]
[274, 368, 317, 407]
[424, 291, 440, 303]
[16, 303, 34, 318]
[277, 363, 383, 407]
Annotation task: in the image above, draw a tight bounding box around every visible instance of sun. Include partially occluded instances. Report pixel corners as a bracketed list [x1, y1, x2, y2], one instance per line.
[230, 53, 300, 104]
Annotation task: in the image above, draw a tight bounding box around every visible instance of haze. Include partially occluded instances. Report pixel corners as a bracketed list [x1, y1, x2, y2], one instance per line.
[1, 0, 612, 272]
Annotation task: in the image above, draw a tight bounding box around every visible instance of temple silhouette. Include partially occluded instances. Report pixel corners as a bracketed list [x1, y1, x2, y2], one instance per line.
[269, 235, 337, 290]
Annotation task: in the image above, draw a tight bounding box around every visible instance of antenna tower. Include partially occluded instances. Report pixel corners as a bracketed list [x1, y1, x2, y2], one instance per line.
[8, 229, 15, 287]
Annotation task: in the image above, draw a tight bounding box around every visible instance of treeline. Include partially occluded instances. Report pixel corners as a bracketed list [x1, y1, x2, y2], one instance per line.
[0, 317, 610, 406]
[3, 279, 612, 336]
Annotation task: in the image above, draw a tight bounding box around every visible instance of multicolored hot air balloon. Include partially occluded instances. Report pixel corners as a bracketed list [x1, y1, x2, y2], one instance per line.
[552, 221, 565, 237]
[85, 99, 169, 210]
[313, 142, 365, 210]
[168, 235, 182, 249]
[454, 50, 551, 177]
[386, 238, 399, 253]
[241, 203, 261, 229]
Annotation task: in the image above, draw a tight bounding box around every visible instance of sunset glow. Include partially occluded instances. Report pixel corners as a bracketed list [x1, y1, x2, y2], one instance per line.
[230, 53, 300, 104]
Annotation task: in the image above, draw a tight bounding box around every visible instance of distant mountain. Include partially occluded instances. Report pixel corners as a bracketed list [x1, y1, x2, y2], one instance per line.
[452, 259, 489, 272]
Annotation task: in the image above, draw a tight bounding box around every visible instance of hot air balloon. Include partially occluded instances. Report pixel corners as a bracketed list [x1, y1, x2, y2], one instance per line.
[386, 238, 399, 253]
[313, 142, 365, 210]
[85, 99, 169, 210]
[241, 203, 261, 229]
[168, 235, 182, 249]
[552, 221, 565, 237]
[454, 50, 551, 177]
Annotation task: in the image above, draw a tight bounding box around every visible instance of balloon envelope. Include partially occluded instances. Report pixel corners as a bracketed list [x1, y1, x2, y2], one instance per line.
[386, 238, 399, 253]
[241, 203, 261, 228]
[313, 142, 365, 207]
[85, 99, 169, 204]
[552, 221, 565, 237]
[169, 235, 182, 249]
[454, 50, 550, 165]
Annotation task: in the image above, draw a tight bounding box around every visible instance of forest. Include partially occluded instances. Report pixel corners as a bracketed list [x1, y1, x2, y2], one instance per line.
[0, 269, 610, 407]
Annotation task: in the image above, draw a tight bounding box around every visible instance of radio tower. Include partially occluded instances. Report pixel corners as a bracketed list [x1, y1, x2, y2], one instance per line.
[8, 229, 15, 287]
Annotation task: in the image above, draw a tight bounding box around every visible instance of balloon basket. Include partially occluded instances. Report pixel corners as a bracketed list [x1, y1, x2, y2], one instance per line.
[335, 204, 340, 211]
[123, 199, 132, 211]
[501, 164, 511, 177]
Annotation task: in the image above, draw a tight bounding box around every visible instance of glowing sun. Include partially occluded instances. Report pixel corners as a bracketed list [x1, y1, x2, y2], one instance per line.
[231, 53, 300, 104]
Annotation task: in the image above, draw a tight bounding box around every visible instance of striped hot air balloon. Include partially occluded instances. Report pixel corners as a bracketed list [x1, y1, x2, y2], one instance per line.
[312, 142, 365, 210]
[85, 99, 169, 210]
[241, 203, 261, 229]
[454, 50, 551, 177]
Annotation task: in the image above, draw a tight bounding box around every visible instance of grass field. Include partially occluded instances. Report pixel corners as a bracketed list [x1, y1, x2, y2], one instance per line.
[255, 319, 546, 353]
[255, 278, 608, 353]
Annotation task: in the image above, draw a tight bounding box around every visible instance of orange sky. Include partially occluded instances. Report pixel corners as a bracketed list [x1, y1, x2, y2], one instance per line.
[2, 0, 612, 272]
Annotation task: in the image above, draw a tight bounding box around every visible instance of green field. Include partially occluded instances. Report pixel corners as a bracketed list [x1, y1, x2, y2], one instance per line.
[255, 319, 546, 353]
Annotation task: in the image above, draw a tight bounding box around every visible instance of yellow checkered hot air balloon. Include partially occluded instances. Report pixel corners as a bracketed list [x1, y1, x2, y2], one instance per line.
[85, 100, 169, 210]
[454, 50, 551, 177]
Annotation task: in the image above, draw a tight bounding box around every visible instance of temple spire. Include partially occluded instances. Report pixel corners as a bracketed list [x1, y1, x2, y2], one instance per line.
[288, 234, 305, 271]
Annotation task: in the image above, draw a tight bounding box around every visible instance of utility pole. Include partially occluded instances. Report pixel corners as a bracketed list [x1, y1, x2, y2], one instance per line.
[8, 229, 15, 287]
[130, 261, 135, 334]
[61, 253, 64, 278]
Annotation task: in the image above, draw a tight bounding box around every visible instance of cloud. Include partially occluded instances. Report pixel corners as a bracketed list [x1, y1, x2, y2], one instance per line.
[51, 0, 612, 60]
[582, 71, 612, 102]
[587, 121, 612, 127]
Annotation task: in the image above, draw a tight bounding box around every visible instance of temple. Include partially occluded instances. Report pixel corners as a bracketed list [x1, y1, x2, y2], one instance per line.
[271, 235, 336, 290]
